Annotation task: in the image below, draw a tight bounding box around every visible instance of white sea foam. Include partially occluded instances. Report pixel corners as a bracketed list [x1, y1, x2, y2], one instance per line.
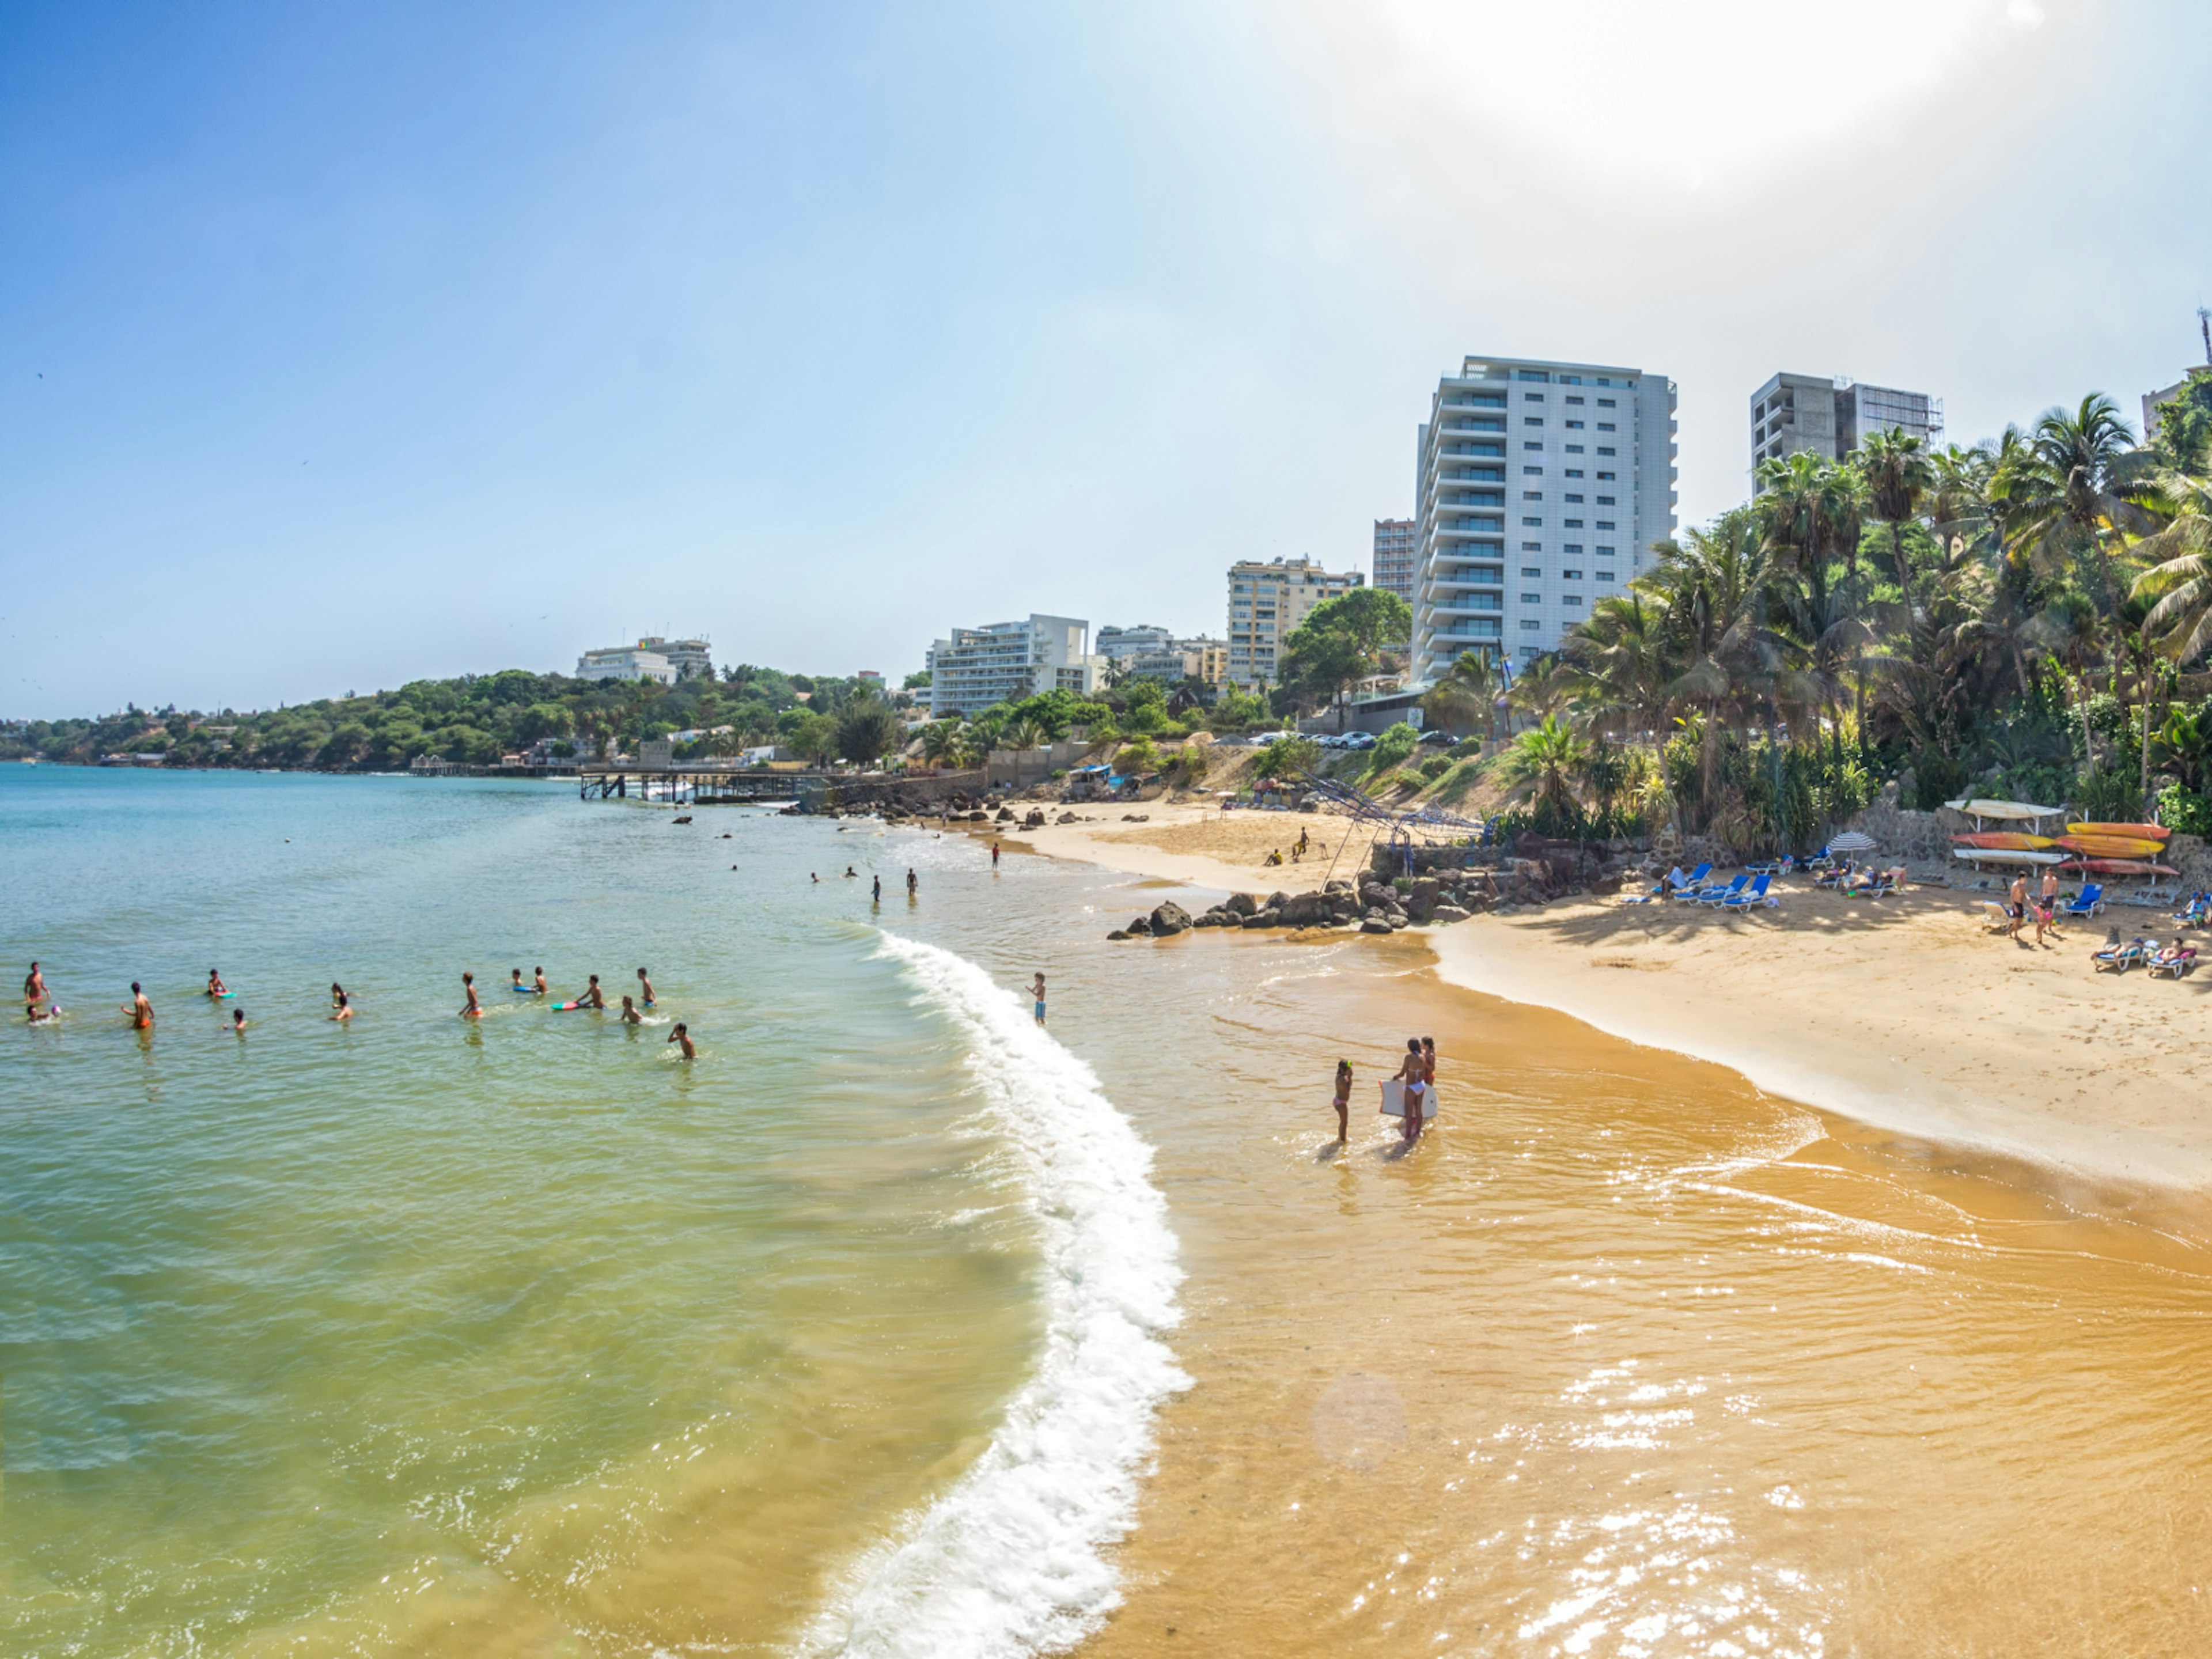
[799, 934, 1188, 1659]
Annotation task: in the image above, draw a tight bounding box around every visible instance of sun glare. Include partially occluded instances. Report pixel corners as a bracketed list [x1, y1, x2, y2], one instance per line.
[1373, 0, 2041, 187]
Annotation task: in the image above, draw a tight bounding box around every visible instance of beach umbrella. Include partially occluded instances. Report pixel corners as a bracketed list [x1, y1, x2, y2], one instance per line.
[1825, 830, 1876, 854]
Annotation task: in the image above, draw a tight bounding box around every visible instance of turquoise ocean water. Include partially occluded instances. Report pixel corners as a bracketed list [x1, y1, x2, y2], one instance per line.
[0, 768, 1181, 1657]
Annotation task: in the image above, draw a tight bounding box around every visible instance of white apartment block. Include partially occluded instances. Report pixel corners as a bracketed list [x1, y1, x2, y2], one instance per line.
[1749, 373, 1941, 478]
[1096, 624, 1177, 660]
[925, 615, 1105, 718]
[1124, 638, 1229, 687]
[575, 645, 677, 684]
[1372, 518, 1418, 605]
[1226, 557, 1363, 690]
[1410, 354, 1677, 683]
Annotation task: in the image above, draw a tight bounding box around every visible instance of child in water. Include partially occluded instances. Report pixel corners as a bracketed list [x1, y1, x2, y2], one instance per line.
[619, 994, 642, 1025]
[667, 1022, 695, 1059]
[1332, 1059, 1352, 1144]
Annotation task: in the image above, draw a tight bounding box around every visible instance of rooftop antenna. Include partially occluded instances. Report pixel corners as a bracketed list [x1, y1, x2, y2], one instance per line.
[2199, 303, 2210, 366]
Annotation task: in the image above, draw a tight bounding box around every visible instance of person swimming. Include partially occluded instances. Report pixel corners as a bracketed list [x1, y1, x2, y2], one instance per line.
[619, 994, 642, 1025]
[206, 968, 229, 998]
[510, 968, 526, 992]
[667, 1021, 695, 1059]
[329, 982, 347, 1009]
[27, 1001, 60, 1025]
[330, 987, 352, 1022]
[124, 982, 154, 1029]
[844, 866, 857, 877]
[460, 972, 482, 1020]
[636, 967, 655, 1006]
[230, 1007, 247, 1034]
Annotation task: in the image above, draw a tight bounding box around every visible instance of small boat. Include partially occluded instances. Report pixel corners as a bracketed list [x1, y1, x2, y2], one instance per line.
[2066, 821, 2170, 840]
[1952, 847, 2065, 866]
[2057, 858, 2180, 877]
[2056, 834, 2167, 859]
[1945, 798, 2062, 820]
[1950, 831, 2056, 850]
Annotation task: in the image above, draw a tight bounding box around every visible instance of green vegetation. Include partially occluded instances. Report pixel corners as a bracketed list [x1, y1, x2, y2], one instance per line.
[1470, 375, 2212, 851]
[2, 663, 899, 770]
[1277, 588, 1414, 728]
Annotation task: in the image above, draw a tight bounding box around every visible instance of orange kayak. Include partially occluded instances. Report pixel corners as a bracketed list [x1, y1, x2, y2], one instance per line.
[2066, 821, 2171, 840]
[2058, 858, 2180, 877]
[1951, 831, 2056, 850]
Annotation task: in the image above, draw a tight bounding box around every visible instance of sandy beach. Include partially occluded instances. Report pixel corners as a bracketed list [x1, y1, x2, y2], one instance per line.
[1021, 806, 2212, 1191]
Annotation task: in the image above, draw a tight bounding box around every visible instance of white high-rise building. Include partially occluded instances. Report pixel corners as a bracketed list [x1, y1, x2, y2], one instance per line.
[1749, 373, 1941, 479]
[1411, 354, 1677, 682]
[925, 615, 1105, 718]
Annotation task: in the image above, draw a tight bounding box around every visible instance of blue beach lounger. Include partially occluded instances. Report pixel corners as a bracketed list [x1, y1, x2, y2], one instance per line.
[1700, 874, 1750, 906]
[2061, 884, 2104, 918]
[1723, 872, 1773, 910]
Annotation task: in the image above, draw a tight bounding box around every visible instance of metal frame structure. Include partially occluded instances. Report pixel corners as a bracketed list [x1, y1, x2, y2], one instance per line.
[1299, 769, 1491, 885]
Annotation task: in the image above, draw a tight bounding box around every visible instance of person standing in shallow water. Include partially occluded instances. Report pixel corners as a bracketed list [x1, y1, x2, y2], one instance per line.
[667, 1022, 695, 1059]
[1331, 1059, 1353, 1145]
[992, 842, 1001, 870]
[1393, 1038, 1424, 1145]
[636, 967, 655, 1007]
[460, 973, 482, 1020]
[124, 982, 154, 1029]
[25, 961, 47, 1009]
[1031, 972, 1047, 1026]
[872, 874, 881, 904]
[906, 868, 918, 899]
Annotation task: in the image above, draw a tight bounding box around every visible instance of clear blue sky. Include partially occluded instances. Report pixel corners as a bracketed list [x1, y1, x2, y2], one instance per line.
[5, 1, 2210, 717]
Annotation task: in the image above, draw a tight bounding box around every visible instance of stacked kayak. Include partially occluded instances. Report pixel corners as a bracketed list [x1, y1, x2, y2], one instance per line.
[2056, 821, 2176, 877]
[1948, 800, 2066, 867]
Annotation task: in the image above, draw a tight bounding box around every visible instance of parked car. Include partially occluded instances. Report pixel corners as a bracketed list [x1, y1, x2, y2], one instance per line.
[1342, 731, 1377, 751]
[1417, 728, 1455, 746]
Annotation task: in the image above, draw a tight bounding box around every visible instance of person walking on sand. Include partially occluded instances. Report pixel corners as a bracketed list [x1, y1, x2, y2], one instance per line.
[124, 982, 155, 1029]
[636, 967, 656, 1006]
[1331, 1059, 1353, 1145]
[2006, 873, 2028, 941]
[460, 973, 483, 1019]
[1393, 1038, 1425, 1145]
[1030, 972, 1047, 1026]
[2036, 869, 2062, 944]
[25, 961, 47, 1009]
[667, 1022, 695, 1059]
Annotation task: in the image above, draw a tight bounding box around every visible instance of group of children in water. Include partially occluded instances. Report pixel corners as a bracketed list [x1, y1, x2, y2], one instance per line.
[1331, 1036, 1439, 1147]
[21, 960, 696, 1058]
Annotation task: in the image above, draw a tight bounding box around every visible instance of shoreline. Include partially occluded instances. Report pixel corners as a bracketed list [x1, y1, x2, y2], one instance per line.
[1014, 808, 2212, 1195]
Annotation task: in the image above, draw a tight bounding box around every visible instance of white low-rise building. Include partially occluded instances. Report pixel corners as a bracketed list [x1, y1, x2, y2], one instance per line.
[575, 645, 676, 684]
[925, 615, 1105, 718]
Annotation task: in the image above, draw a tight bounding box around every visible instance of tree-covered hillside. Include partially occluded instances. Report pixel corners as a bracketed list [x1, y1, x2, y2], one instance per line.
[0, 664, 914, 769]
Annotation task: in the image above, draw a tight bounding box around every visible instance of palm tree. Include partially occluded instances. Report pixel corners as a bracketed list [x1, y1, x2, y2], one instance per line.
[1568, 592, 1671, 738]
[1419, 649, 1499, 741]
[1859, 428, 1937, 608]
[1497, 715, 1588, 824]
[1505, 653, 1575, 728]
[2131, 468, 2212, 666]
[919, 718, 964, 768]
[1001, 717, 1046, 752]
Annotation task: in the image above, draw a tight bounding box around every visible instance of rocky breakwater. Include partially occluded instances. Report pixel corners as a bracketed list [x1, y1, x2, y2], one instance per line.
[1105, 868, 1521, 941]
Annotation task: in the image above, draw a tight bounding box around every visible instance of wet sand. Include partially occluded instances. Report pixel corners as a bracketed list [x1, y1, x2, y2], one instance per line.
[1057, 929, 2212, 1658]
